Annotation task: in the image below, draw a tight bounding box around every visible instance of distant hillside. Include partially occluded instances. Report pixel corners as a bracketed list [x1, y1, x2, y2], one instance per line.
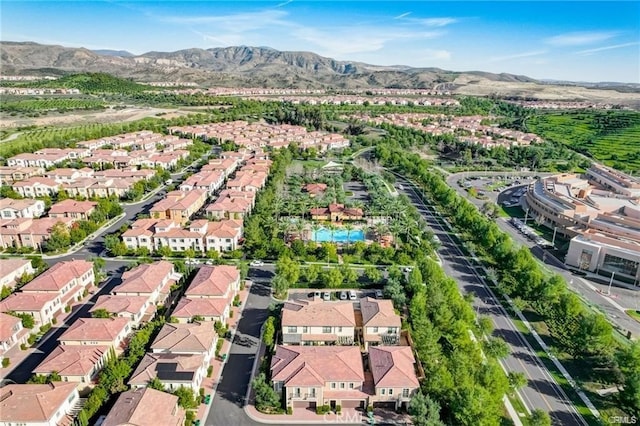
[1, 41, 638, 104]
[92, 49, 135, 57]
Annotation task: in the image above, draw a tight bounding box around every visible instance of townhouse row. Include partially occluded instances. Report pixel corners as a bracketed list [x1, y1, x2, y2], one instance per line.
[169, 120, 350, 152]
[272, 297, 420, 411]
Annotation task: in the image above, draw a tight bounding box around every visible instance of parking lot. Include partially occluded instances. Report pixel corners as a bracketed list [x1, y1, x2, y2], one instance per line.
[457, 174, 536, 205]
[288, 288, 382, 302]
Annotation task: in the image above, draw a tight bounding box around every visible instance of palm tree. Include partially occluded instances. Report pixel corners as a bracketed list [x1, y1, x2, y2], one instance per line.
[294, 219, 306, 241]
[311, 223, 322, 243]
[327, 223, 337, 244]
[344, 223, 354, 249]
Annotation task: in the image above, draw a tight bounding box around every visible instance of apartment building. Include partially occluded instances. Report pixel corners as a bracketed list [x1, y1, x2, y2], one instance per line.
[90, 295, 155, 328]
[184, 265, 240, 299]
[0, 217, 73, 250]
[12, 177, 60, 198]
[0, 292, 62, 327]
[360, 298, 401, 349]
[20, 259, 94, 308]
[150, 322, 217, 359]
[48, 199, 98, 222]
[369, 346, 420, 409]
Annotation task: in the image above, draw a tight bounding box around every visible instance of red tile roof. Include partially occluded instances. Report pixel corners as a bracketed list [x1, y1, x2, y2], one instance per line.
[271, 346, 364, 386]
[369, 346, 419, 388]
[0, 382, 78, 423]
[185, 265, 239, 297]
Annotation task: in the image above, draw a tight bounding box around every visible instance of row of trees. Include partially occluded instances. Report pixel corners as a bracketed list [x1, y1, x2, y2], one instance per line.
[375, 144, 640, 418]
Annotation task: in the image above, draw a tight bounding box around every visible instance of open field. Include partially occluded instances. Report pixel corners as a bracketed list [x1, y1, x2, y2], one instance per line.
[0, 106, 196, 130]
[527, 111, 640, 172]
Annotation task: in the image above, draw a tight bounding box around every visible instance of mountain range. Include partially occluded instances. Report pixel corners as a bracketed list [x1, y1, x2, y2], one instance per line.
[1, 41, 638, 103]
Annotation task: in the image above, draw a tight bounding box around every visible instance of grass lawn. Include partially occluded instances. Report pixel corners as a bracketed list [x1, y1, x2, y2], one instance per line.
[626, 310, 640, 324]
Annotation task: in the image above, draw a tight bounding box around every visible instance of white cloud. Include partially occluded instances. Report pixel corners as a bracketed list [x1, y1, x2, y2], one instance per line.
[418, 17, 458, 27]
[489, 50, 547, 62]
[576, 41, 639, 55]
[292, 26, 444, 56]
[545, 31, 617, 46]
[421, 49, 452, 61]
[160, 9, 290, 33]
[393, 12, 412, 20]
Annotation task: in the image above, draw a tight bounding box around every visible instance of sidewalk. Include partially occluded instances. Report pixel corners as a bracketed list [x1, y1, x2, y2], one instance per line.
[196, 280, 252, 422]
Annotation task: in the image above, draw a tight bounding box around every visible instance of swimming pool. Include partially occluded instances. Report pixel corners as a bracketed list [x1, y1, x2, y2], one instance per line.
[312, 227, 365, 243]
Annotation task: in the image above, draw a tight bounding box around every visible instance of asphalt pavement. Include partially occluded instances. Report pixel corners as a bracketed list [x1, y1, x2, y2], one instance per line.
[393, 173, 586, 426]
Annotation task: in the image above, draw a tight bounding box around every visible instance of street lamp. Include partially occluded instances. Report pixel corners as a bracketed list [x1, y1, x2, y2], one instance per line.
[551, 226, 558, 246]
[606, 271, 615, 296]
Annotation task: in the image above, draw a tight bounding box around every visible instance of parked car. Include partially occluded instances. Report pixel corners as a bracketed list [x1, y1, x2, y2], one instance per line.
[322, 291, 331, 301]
[374, 289, 383, 299]
[349, 290, 357, 301]
[250, 260, 264, 267]
[339, 291, 348, 300]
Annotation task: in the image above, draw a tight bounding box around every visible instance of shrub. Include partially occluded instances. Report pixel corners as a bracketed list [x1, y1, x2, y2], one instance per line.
[316, 405, 331, 415]
[27, 334, 37, 345]
[51, 318, 57, 325]
[215, 338, 224, 358]
[367, 405, 373, 413]
[233, 294, 241, 307]
[207, 365, 213, 377]
[20, 343, 27, 350]
[335, 404, 342, 414]
[240, 281, 246, 291]
[64, 305, 71, 313]
[2, 358, 10, 368]
[229, 310, 234, 318]
[199, 387, 205, 398]
[286, 406, 293, 415]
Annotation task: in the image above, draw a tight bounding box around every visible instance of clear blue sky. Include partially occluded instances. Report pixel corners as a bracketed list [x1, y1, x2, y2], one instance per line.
[2, 1, 639, 83]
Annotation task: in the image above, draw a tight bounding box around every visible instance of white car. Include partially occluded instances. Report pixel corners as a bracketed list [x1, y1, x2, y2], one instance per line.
[250, 260, 265, 267]
[349, 290, 357, 301]
[339, 291, 348, 300]
[322, 291, 331, 301]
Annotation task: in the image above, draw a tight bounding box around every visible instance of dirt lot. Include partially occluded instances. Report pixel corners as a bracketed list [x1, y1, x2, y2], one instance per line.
[0, 106, 196, 129]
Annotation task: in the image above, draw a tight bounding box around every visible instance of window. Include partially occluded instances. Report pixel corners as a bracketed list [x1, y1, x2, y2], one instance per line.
[373, 327, 378, 333]
[389, 389, 393, 395]
[603, 254, 639, 277]
[381, 388, 386, 395]
[322, 326, 331, 333]
[294, 387, 301, 397]
[331, 382, 336, 389]
[340, 383, 345, 389]
[337, 327, 342, 332]
[302, 326, 308, 333]
[402, 388, 410, 397]
[288, 326, 297, 333]
[388, 327, 397, 334]
[310, 388, 316, 397]
[349, 383, 354, 389]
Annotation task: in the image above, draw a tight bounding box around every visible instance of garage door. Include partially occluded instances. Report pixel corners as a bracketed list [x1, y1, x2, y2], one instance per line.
[293, 400, 317, 410]
[341, 400, 365, 409]
[373, 401, 396, 410]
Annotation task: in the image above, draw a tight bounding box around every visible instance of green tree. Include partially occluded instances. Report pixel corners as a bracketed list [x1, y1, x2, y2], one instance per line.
[91, 308, 112, 318]
[253, 373, 282, 412]
[615, 341, 640, 416]
[364, 266, 382, 283]
[272, 274, 290, 299]
[528, 409, 552, 426]
[276, 256, 300, 285]
[322, 268, 343, 289]
[303, 264, 321, 285]
[157, 245, 173, 258]
[184, 248, 197, 260]
[148, 376, 165, 391]
[43, 222, 71, 252]
[174, 386, 199, 409]
[263, 316, 276, 348]
[408, 391, 444, 426]
[507, 372, 528, 393]
[482, 336, 510, 359]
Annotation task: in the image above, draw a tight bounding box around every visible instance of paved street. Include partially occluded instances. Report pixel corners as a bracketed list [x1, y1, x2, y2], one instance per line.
[393, 174, 586, 426]
[206, 268, 270, 426]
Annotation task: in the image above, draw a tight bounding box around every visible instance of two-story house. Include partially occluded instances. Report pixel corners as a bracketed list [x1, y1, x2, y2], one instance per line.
[112, 261, 181, 305]
[369, 346, 420, 410]
[48, 199, 98, 222]
[0, 382, 80, 426]
[128, 352, 208, 392]
[150, 322, 217, 360]
[58, 317, 131, 351]
[184, 265, 240, 300]
[20, 259, 94, 309]
[0, 292, 62, 327]
[281, 300, 356, 346]
[0, 198, 45, 219]
[0, 312, 29, 361]
[90, 295, 155, 328]
[33, 344, 110, 390]
[102, 387, 186, 426]
[0, 258, 35, 291]
[359, 298, 401, 349]
[271, 345, 367, 412]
